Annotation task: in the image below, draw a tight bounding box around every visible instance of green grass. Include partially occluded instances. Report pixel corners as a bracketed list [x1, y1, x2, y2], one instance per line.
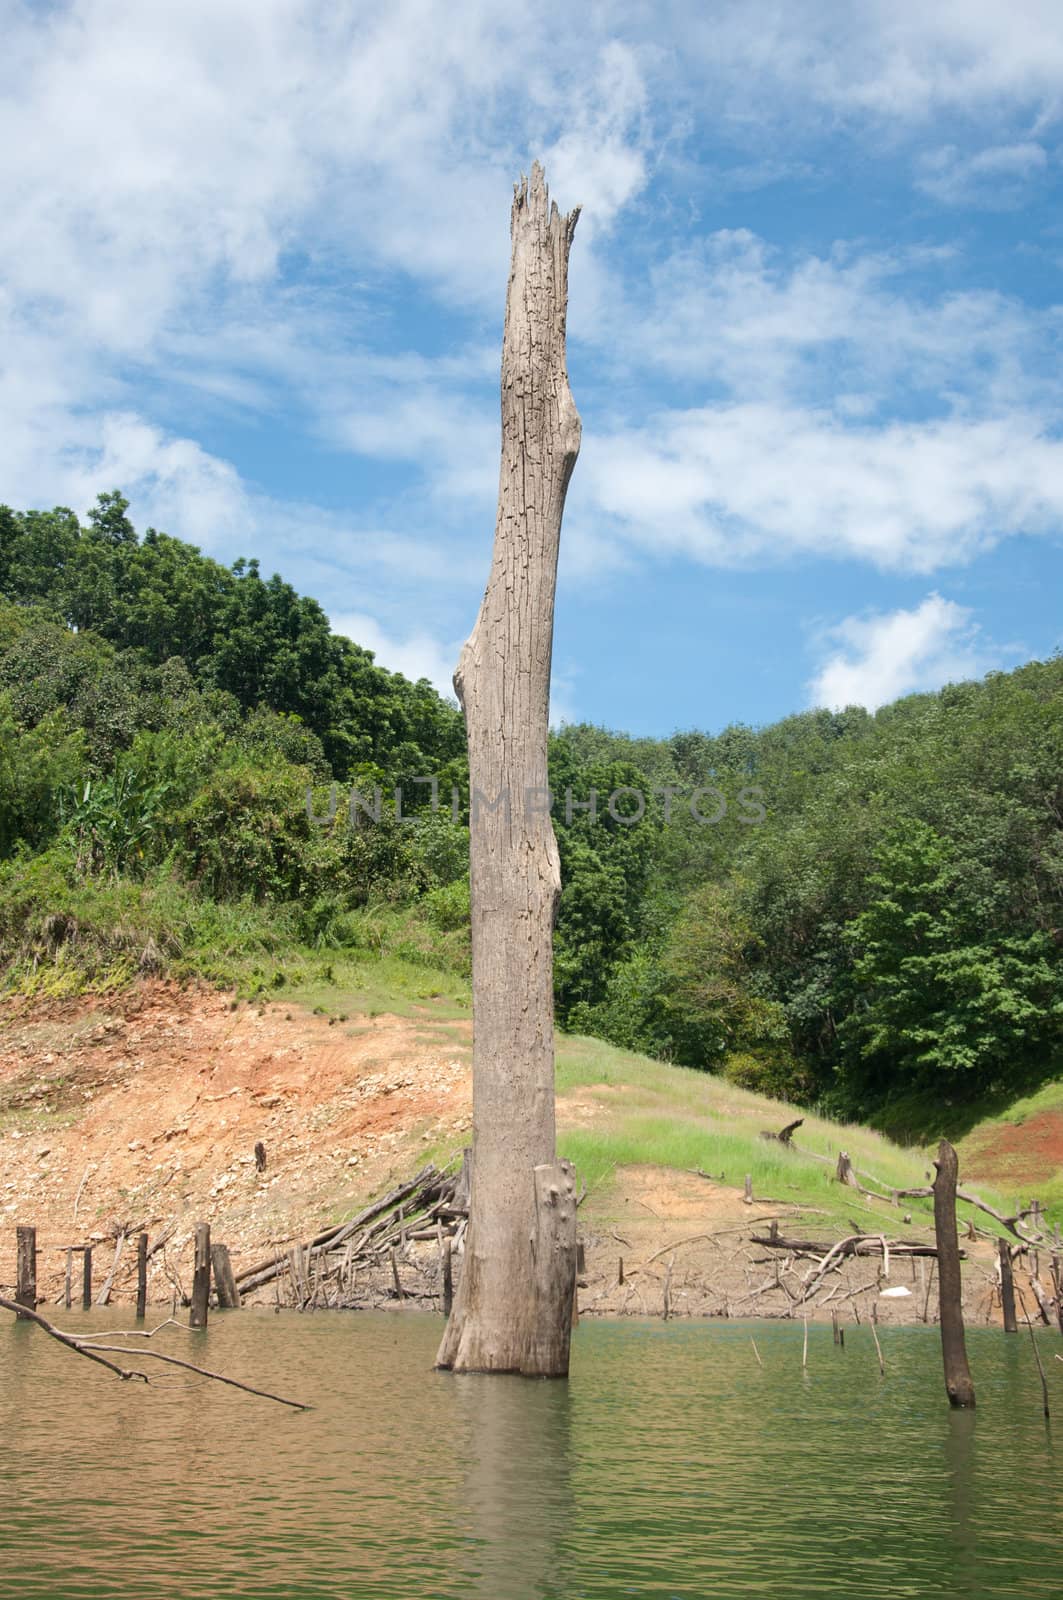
[555, 1033, 1023, 1234]
[3, 847, 1052, 1232]
[0, 847, 471, 1013]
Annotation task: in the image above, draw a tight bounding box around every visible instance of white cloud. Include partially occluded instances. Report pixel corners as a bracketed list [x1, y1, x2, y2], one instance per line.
[676, 0, 1063, 122]
[330, 610, 460, 698]
[0, 0, 653, 612]
[540, 41, 650, 240]
[582, 404, 1063, 573]
[3, 0, 1063, 689]
[807, 593, 992, 710]
[621, 229, 1058, 414]
[916, 141, 1049, 207]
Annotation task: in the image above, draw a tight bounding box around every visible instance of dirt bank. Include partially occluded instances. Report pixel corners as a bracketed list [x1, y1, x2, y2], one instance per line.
[0, 983, 1019, 1326]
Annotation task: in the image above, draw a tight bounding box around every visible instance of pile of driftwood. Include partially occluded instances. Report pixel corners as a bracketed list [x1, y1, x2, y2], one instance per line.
[234, 1160, 468, 1311]
[749, 1222, 955, 1313]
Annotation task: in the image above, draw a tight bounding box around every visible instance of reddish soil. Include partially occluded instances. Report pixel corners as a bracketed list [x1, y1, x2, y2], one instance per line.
[0, 982, 471, 1307]
[963, 1109, 1063, 1194]
[0, 982, 1014, 1326]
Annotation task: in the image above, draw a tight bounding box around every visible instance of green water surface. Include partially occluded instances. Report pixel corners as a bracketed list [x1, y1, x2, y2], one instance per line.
[1, 1311, 1060, 1599]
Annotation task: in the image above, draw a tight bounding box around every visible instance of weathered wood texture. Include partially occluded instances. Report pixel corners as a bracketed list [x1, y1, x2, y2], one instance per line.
[15, 1226, 36, 1319]
[933, 1141, 976, 1407]
[190, 1223, 211, 1329]
[136, 1231, 148, 1320]
[82, 1246, 92, 1311]
[998, 1238, 1017, 1334]
[211, 1243, 241, 1309]
[436, 164, 581, 1376]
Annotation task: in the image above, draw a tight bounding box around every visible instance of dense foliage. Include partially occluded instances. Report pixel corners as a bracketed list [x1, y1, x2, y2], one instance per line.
[1, 494, 1060, 1132]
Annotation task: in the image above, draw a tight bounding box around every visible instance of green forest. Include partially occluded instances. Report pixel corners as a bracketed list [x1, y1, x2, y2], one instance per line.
[1, 493, 1060, 1137]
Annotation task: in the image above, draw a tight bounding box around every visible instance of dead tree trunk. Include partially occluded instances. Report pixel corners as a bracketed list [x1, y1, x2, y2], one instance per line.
[998, 1238, 1017, 1334]
[190, 1223, 211, 1330]
[436, 163, 580, 1377]
[933, 1140, 976, 1407]
[15, 1226, 36, 1319]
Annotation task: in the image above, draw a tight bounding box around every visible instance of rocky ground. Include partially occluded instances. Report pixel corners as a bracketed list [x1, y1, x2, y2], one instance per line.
[0, 982, 1032, 1327]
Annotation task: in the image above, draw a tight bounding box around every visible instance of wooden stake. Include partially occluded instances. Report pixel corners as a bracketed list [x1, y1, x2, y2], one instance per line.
[998, 1238, 1017, 1333]
[64, 1248, 73, 1312]
[82, 1246, 92, 1311]
[922, 1256, 935, 1324]
[390, 1247, 403, 1301]
[1050, 1253, 1063, 1337]
[870, 1317, 885, 1376]
[136, 1232, 148, 1320]
[618, 1256, 624, 1286]
[211, 1243, 241, 1309]
[932, 1140, 975, 1408]
[802, 1316, 808, 1369]
[15, 1226, 36, 1319]
[190, 1223, 211, 1329]
[442, 1237, 453, 1317]
[95, 1231, 126, 1307]
[1018, 1290, 1050, 1419]
[663, 1254, 674, 1321]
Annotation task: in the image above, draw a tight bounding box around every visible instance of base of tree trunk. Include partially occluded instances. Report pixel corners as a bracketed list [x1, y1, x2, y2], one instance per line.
[436, 1160, 577, 1376]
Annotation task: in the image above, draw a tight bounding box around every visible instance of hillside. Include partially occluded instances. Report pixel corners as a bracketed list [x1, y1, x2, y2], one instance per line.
[2, 971, 1052, 1323]
[1, 494, 1061, 1143]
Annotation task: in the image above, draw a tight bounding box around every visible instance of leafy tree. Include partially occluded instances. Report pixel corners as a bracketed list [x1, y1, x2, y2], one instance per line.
[0, 696, 84, 858]
[839, 823, 1062, 1105]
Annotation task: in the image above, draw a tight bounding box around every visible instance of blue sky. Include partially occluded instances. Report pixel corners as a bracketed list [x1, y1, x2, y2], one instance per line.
[3, 1, 1063, 736]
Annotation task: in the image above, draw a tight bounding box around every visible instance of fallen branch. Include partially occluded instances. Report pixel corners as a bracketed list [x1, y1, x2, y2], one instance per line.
[896, 1186, 1049, 1244]
[0, 1294, 147, 1384]
[752, 1232, 946, 1259]
[78, 1342, 311, 1410]
[1, 1295, 310, 1410]
[760, 1119, 803, 1145]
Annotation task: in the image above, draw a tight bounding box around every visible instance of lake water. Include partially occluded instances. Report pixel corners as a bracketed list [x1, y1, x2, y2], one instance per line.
[1, 1310, 1060, 1599]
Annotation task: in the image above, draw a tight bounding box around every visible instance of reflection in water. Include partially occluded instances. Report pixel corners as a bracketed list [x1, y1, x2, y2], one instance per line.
[454, 1372, 572, 1600]
[943, 1407, 978, 1600]
[1, 1310, 1060, 1599]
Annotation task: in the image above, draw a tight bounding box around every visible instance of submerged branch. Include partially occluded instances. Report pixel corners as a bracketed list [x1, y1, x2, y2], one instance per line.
[1, 1296, 310, 1410]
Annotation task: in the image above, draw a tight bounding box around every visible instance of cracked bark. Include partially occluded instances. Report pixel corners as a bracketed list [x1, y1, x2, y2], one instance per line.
[435, 164, 579, 1376]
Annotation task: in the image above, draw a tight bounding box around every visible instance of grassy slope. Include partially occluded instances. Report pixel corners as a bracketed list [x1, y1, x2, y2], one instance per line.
[277, 955, 1032, 1236]
[3, 897, 1050, 1234]
[554, 1035, 1027, 1236]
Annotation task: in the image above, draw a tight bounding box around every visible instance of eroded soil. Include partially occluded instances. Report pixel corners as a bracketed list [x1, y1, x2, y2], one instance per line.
[0, 983, 1013, 1326]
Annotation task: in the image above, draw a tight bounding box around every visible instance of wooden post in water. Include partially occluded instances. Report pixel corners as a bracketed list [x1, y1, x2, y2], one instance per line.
[1050, 1253, 1063, 1337]
[82, 1246, 92, 1310]
[442, 1237, 453, 1317]
[136, 1231, 148, 1320]
[64, 1248, 73, 1311]
[15, 1226, 36, 1319]
[932, 1140, 976, 1408]
[211, 1243, 241, 1309]
[998, 1238, 1017, 1334]
[190, 1223, 211, 1329]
